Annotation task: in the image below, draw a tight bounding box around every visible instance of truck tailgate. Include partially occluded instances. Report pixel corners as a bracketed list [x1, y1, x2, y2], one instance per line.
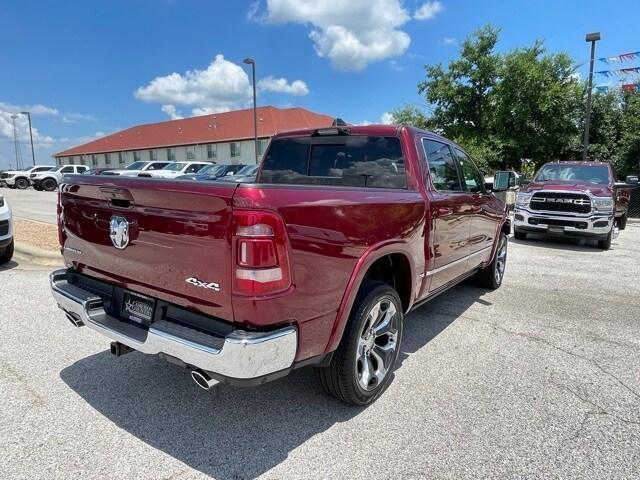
[59, 176, 237, 321]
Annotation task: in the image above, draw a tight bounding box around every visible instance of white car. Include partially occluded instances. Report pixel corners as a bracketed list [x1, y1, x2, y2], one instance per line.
[32, 165, 89, 191]
[139, 162, 212, 179]
[0, 193, 13, 264]
[103, 161, 171, 177]
[2, 165, 55, 189]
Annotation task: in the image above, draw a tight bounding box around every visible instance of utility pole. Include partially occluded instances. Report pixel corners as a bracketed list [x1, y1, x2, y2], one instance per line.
[21, 111, 36, 166]
[583, 32, 601, 161]
[243, 58, 259, 163]
[10, 114, 22, 170]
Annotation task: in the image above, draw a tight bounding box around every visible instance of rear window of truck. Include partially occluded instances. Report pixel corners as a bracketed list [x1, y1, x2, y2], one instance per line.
[260, 135, 407, 188]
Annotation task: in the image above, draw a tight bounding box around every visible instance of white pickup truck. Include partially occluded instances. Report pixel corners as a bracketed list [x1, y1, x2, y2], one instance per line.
[1, 165, 55, 189]
[32, 165, 89, 191]
[0, 192, 13, 263]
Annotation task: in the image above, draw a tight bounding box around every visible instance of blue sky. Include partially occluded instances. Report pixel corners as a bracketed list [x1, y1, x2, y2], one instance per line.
[1, 0, 638, 169]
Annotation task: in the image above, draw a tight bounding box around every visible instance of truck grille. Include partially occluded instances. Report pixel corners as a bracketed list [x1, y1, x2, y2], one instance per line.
[529, 192, 591, 214]
[0, 220, 9, 236]
[0, 173, 8, 179]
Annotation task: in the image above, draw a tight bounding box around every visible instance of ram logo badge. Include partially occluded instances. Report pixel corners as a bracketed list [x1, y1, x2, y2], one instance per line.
[185, 277, 220, 292]
[109, 216, 130, 250]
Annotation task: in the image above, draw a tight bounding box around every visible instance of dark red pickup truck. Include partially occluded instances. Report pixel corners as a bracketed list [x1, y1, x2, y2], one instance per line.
[50, 125, 511, 405]
[513, 161, 631, 250]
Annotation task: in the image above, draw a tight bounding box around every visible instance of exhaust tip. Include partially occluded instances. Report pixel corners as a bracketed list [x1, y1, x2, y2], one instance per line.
[65, 312, 84, 328]
[191, 369, 215, 390]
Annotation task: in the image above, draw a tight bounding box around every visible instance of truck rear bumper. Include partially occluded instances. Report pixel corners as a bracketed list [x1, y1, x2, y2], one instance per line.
[49, 269, 298, 382]
[513, 206, 616, 239]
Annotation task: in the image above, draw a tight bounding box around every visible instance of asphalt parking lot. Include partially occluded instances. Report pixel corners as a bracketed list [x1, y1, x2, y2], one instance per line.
[1, 223, 639, 479]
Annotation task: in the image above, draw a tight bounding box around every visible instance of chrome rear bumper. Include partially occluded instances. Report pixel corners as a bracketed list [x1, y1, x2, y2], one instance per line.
[49, 269, 297, 380]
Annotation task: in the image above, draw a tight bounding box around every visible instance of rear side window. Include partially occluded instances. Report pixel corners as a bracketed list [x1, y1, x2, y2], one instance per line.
[422, 139, 462, 191]
[261, 135, 407, 189]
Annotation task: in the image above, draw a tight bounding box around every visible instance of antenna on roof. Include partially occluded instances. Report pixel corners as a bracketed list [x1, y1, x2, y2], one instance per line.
[332, 118, 348, 127]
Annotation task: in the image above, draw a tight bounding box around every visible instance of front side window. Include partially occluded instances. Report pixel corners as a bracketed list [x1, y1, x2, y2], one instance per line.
[423, 139, 462, 191]
[261, 135, 407, 189]
[186, 163, 206, 173]
[454, 148, 484, 193]
[166, 148, 176, 161]
[162, 162, 187, 172]
[230, 142, 241, 158]
[147, 162, 170, 171]
[60, 166, 74, 173]
[126, 161, 148, 170]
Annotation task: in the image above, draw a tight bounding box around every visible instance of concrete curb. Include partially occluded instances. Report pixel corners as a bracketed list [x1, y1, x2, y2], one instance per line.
[14, 242, 63, 267]
[628, 218, 640, 224]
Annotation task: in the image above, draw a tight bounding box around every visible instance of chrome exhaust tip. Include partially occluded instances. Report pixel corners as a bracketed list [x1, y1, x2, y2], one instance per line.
[65, 312, 84, 328]
[191, 369, 217, 390]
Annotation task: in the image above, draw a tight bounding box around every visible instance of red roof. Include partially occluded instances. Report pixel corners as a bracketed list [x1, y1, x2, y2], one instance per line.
[55, 106, 334, 157]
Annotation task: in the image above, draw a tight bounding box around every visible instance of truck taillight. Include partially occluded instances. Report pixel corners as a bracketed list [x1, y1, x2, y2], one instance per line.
[232, 210, 292, 296]
[57, 189, 66, 248]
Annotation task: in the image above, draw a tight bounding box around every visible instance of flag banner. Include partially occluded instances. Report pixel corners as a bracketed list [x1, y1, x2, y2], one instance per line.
[621, 83, 640, 93]
[597, 66, 640, 76]
[599, 51, 640, 64]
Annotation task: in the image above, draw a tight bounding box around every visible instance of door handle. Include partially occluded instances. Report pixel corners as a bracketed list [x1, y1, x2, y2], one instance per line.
[471, 205, 481, 213]
[437, 207, 453, 216]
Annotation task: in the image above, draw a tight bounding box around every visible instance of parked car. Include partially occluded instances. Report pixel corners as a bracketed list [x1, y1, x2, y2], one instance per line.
[82, 167, 116, 175]
[1, 165, 55, 189]
[101, 161, 171, 177]
[138, 161, 212, 179]
[218, 164, 259, 183]
[0, 193, 13, 263]
[32, 165, 89, 191]
[176, 163, 246, 181]
[50, 125, 512, 405]
[513, 161, 632, 249]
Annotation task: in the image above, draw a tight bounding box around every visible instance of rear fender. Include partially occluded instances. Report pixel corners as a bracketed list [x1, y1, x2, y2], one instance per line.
[324, 240, 417, 354]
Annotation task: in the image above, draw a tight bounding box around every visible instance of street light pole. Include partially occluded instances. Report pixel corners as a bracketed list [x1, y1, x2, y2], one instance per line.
[21, 111, 36, 166]
[583, 32, 601, 162]
[243, 58, 259, 163]
[10, 114, 21, 170]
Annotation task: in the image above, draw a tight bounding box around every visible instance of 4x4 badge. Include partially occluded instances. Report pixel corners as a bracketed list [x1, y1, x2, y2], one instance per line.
[185, 277, 220, 292]
[109, 216, 130, 249]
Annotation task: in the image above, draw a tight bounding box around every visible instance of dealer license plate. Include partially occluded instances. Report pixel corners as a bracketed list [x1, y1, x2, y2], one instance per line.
[548, 226, 564, 233]
[122, 291, 155, 325]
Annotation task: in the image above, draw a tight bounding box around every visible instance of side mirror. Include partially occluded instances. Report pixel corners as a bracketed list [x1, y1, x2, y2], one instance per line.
[493, 171, 516, 192]
[614, 181, 638, 191]
[625, 175, 639, 185]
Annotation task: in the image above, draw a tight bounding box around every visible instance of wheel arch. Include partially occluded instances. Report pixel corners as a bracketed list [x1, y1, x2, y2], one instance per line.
[324, 242, 416, 354]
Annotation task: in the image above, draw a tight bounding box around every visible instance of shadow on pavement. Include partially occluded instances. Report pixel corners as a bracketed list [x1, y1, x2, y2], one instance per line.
[0, 260, 20, 271]
[60, 284, 487, 479]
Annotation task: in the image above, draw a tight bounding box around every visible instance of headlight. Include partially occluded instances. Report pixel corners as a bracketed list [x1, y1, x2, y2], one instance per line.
[516, 192, 532, 206]
[6, 174, 16, 179]
[592, 197, 614, 211]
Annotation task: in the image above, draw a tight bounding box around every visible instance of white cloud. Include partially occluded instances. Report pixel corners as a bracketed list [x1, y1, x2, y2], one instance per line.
[254, 0, 412, 71]
[442, 37, 457, 46]
[0, 110, 55, 145]
[161, 104, 184, 120]
[191, 106, 231, 116]
[0, 101, 59, 116]
[257, 76, 309, 95]
[414, 1, 443, 20]
[135, 55, 253, 116]
[381, 112, 395, 124]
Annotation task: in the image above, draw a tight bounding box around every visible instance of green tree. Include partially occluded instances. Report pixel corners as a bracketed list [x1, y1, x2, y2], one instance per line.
[390, 105, 429, 129]
[493, 42, 583, 168]
[587, 90, 624, 165]
[619, 92, 640, 177]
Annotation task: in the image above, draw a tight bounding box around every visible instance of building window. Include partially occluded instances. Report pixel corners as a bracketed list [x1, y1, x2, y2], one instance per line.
[69, 157, 74, 165]
[149, 149, 157, 161]
[257, 139, 269, 156]
[133, 151, 141, 162]
[167, 148, 176, 161]
[105, 153, 111, 165]
[118, 152, 125, 165]
[186, 145, 196, 160]
[91, 155, 98, 166]
[207, 144, 217, 160]
[230, 142, 241, 158]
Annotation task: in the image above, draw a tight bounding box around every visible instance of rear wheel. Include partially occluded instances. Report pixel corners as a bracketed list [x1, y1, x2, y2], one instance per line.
[41, 178, 57, 192]
[0, 239, 14, 264]
[15, 177, 29, 189]
[513, 229, 527, 240]
[476, 233, 508, 289]
[597, 227, 613, 250]
[318, 281, 403, 406]
[617, 213, 627, 231]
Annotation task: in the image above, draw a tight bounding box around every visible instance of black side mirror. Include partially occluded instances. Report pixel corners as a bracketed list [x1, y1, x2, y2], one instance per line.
[493, 171, 516, 192]
[625, 175, 639, 185]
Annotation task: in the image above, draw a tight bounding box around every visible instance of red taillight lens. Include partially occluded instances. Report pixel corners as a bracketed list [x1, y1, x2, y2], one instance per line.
[233, 210, 292, 296]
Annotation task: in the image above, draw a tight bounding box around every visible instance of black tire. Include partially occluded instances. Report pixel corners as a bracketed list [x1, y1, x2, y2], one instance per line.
[617, 213, 627, 231]
[597, 227, 613, 250]
[33, 185, 42, 191]
[0, 239, 14, 264]
[317, 281, 403, 406]
[513, 229, 527, 240]
[15, 177, 29, 189]
[8, 185, 16, 189]
[476, 232, 508, 289]
[41, 178, 57, 192]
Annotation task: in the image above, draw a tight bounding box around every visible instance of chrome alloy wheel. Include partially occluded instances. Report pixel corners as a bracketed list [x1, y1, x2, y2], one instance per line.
[356, 297, 399, 391]
[494, 235, 508, 285]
